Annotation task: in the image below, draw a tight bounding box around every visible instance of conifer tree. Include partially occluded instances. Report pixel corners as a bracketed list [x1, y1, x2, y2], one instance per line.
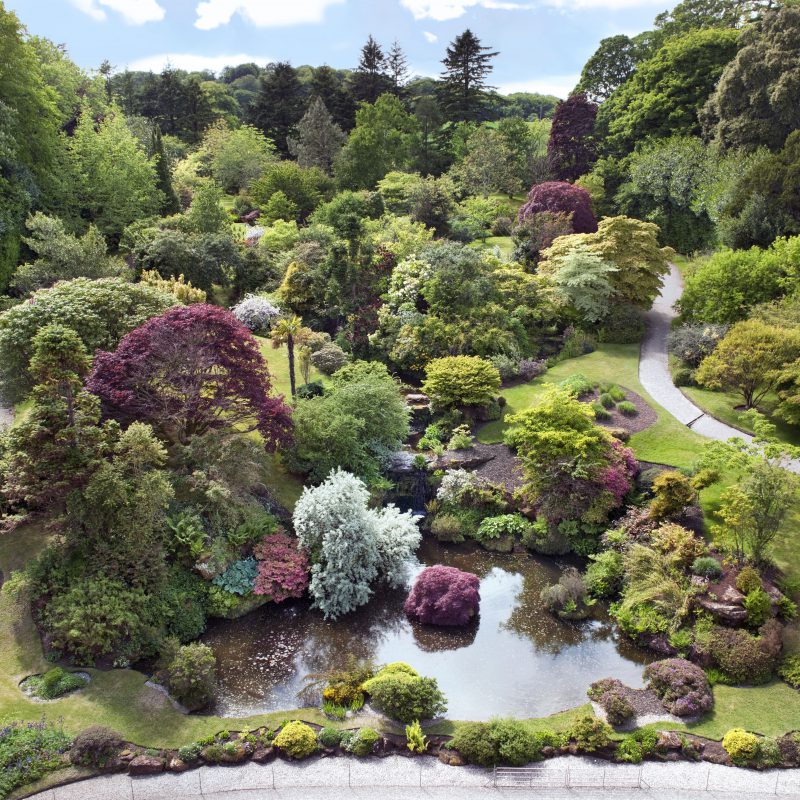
[351, 35, 391, 104]
[151, 124, 180, 215]
[386, 41, 410, 97]
[438, 29, 498, 123]
[249, 61, 305, 155]
[288, 97, 346, 174]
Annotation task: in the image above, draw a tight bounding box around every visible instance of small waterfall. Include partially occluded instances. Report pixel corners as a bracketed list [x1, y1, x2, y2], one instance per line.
[411, 467, 428, 516]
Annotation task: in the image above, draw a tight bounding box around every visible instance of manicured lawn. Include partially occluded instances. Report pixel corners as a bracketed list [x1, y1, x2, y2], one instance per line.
[428, 704, 595, 737]
[256, 337, 328, 400]
[477, 343, 707, 468]
[470, 235, 514, 258]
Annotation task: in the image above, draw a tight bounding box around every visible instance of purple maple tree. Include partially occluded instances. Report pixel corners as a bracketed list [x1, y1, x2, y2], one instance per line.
[404, 565, 480, 626]
[518, 181, 597, 234]
[253, 530, 310, 602]
[88, 304, 293, 449]
[547, 92, 598, 182]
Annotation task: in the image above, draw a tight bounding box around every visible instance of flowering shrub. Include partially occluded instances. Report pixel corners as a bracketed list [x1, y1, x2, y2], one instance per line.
[436, 469, 480, 503]
[588, 678, 635, 726]
[253, 531, 310, 602]
[230, 295, 281, 332]
[0, 719, 72, 799]
[643, 658, 713, 717]
[668, 323, 729, 367]
[404, 565, 480, 626]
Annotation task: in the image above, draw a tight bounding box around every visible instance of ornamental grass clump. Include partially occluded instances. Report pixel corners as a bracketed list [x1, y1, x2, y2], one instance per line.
[643, 658, 713, 717]
[404, 565, 480, 626]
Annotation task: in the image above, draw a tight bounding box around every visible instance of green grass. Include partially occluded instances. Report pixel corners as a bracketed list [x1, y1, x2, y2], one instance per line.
[477, 343, 707, 468]
[256, 337, 327, 400]
[427, 704, 595, 737]
[470, 235, 514, 258]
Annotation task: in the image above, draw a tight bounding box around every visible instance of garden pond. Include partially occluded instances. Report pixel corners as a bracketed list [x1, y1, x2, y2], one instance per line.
[201, 538, 653, 720]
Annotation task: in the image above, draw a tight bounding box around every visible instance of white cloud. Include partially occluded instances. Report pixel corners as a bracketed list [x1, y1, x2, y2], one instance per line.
[497, 75, 579, 98]
[401, 0, 533, 21]
[423, 31, 438, 43]
[194, 0, 345, 29]
[544, 0, 663, 7]
[126, 53, 273, 74]
[71, 0, 165, 24]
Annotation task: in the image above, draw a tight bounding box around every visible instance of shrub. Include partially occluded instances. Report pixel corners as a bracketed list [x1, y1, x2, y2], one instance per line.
[404, 565, 480, 626]
[362, 664, 447, 722]
[491, 216, 513, 236]
[422, 356, 501, 409]
[598, 305, 645, 344]
[436, 469, 480, 503]
[691, 556, 723, 580]
[722, 728, 759, 765]
[70, 726, 123, 768]
[668, 324, 729, 367]
[475, 514, 528, 543]
[518, 181, 597, 234]
[297, 380, 324, 399]
[599, 392, 615, 409]
[643, 659, 713, 717]
[518, 359, 547, 381]
[567, 716, 613, 752]
[230, 295, 281, 332]
[736, 566, 762, 595]
[708, 625, 779, 684]
[178, 742, 203, 762]
[311, 343, 349, 375]
[349, 727, 380, 757]
[451, 719, 550, 767]
[0, 720, 72, 799]
[600, 693, 634, 727]
[253, 531, 310, 602]
[167, 643, 217, 711]
[744, 587, 772, 629]
[212, 558, 258, 596]
[651, 523, 705, 569]
[430, 514, 464, 543]
[616, 728, 659, 764]
[447, 424, 473, 450]
[274, 722, 318, 759]
[489, 354, 519, 382]
[31, 668, 88, 700]
[558, 372, 594, 397]
[779, 655, 800, 689]
[585, 551, 624, 598]
[617, 401, 638, 417]
[756, 737, 782, 768]
[406, 720, 428, 753]
[673, 367, 695, 387]
[541, 567, 591, 617]
[318, 727, 343, 748]
[649, 472, 697, 520]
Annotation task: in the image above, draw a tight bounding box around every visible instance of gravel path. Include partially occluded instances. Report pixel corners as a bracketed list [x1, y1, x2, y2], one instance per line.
[25, 755, 800, 799]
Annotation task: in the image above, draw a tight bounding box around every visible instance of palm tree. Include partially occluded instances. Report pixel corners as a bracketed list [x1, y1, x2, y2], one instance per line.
[271, 315, 310, 399]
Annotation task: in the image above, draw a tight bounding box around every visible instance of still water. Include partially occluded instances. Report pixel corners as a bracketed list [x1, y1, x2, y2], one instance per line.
[201, 538, 652, 720]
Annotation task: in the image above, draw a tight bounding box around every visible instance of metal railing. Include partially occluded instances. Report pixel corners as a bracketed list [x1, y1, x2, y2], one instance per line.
[490, 765, 650, 790]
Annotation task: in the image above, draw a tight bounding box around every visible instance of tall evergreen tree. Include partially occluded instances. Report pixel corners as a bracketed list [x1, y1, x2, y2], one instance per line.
[311, 65, 356, 130]
[249, 61, 305, 156]
[288, 97, 346, 174]
[386, 41, 410, 97]
[151, 125, 180, 215]
[438, 29, 498, 123]
[351, 35, 391, 104]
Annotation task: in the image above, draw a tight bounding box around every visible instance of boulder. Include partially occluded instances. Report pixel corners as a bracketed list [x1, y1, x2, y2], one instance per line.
[168, 757, 189, 773]
[128, 755, 165, 775]
[656, 731, 683, 751]
[720, 585, 745, 605]
[432, 444, 496, 471]
[252, 746, 276, 763]
[438, 750, 464, 766]
[479, 535, 514, 553]
[697, 597, 747, 624]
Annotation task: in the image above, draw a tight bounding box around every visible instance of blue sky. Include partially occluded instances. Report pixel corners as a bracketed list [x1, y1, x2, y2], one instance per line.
[8, 0, 677, 97]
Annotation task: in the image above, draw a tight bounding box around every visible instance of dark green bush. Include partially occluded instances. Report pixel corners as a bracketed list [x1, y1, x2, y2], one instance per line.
[451, 719, 555, 767]
[363, 665, 447, 723]
[167, 643, 217, 711]
[29, 667, 88, 700]
[691, 556, 723, 580]
[597, 305, 645, 344]
[616, 729, 659, 763]
[592, 401, 611, 420]
[673, 367, 695, 387]
[599, 392, 616, 409]
[709, 624, 780, 684]
[318, 727, 343, 748]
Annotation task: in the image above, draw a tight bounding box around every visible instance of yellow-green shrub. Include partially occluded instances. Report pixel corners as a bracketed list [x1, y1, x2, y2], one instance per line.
[274, 722, 318, 759]
[722, 728, 758, 765]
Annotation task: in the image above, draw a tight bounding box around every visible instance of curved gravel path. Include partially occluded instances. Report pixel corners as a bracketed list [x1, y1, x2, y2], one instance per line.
[639, 263, 754, 442]
[24, 754, 800, 799]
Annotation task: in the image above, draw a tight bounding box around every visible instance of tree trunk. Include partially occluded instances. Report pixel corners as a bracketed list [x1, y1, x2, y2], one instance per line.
[287, 334, 296, 399]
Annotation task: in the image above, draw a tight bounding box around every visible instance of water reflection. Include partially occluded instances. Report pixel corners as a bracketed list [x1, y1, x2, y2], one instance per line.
[201, 538, 653, 720]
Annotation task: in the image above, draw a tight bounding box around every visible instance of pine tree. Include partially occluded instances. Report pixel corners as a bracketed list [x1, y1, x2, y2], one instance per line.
[288, 97, 346, 174]
[311, 65, 356, 130]
[438, 29, 498, 123]
[151, 124, 180, 215]
[249, 61, 305, 155]
[386, 41, 410, 97]
[351, 35, 391, 104]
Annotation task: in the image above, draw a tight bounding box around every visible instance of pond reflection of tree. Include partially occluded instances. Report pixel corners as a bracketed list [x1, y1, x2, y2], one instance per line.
[409, 617, 479, 652]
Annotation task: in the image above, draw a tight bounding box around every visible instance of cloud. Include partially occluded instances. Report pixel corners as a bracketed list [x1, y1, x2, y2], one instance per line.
[71, 0, 165, 24]
[423, 31, 438, 43]
[543, 0, 663, 7]
[126, 53, 273, 74]
[194, 0, 345, 29]
[497, 75, 579, 98]
[400, 0, 533, 21]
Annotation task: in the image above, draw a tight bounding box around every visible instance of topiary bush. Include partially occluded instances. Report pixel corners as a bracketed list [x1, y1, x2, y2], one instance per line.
[274, 721, 318, 759]
[643, 658, 713, 717]
[722, 728, 759, 765]
[404, 565, 480, 626]
[362, 664, 447, 722]
[70, 726, 123, 768]
[691, 556, 723, 580]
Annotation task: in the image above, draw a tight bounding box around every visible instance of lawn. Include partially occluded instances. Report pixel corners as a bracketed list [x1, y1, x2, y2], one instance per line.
[256, 337, 327, 400]
[470, 235, 514, 258]
[477, 343, 707, 469]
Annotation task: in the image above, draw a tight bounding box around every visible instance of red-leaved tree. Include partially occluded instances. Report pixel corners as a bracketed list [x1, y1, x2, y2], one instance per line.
[404, 565, 480, 626]
[518, 181, 597, 234]
[88, 304, 293, 449]
[547, 92, 598, 182]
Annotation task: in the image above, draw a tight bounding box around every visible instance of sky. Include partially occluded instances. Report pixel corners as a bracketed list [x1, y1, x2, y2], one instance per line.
[7, 0, 678, 97]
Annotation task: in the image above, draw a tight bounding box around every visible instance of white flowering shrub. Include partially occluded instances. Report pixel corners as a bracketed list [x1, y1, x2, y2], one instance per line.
[293, 469, 421, 619]
[386, 257, 432, 311]
[231, 295, 281, 332]
[436, 468, 480, 503]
